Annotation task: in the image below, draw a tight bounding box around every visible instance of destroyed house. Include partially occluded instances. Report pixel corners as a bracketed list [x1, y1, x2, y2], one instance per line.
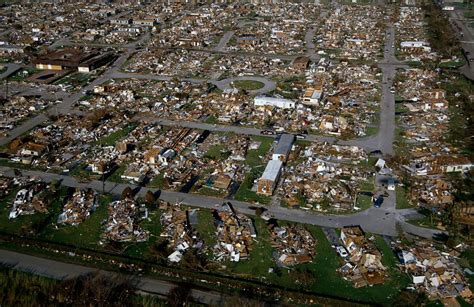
[341, 226, 365, 253]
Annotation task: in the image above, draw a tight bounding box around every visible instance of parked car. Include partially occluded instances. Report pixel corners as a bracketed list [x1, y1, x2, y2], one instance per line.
[296, 133, 306, 140]
[374, 195, 384, 208]
[336, 246, 348, 258]
[261, 130, 275, 135]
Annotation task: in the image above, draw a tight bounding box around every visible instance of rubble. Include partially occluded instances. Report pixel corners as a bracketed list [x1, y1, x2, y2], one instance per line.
[159, 202, 204, 263]
[338, 226, 388, 288]
[102, 197, 149, 243]
[212, 202, 256, 262]
[269, 224, 316, 266]
[57, 189, 98, 225]
[395, 240, 472, 303]
[8, 181, 49, 219]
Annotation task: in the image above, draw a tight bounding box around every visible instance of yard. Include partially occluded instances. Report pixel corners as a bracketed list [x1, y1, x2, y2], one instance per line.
[95, 123, 137, 147]
[396, 188, 414, 209]
[232, 80, 265, 91]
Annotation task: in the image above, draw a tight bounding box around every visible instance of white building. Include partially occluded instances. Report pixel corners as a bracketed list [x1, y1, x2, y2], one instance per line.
[254, 96, 295, 109]
[400, 41, 431, 52]
[302, 88, 323, 105]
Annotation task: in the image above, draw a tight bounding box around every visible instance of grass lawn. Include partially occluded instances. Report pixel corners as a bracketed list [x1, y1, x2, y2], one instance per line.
[147, 173, 167, 189]
[204, 115, 218, 124]
[438, 60, 465, 69]
[232, 80, 265, 91]
[96, 123, 137, 147]
[210, 218, 410, 305]
[0, 158, 43, 171]
[195, 209, 217, 259]
[107, 164, 127, 183]
[68, 163, 93, 180]
[0, 186, 69, 237]
[234, 136, 273, 204]
[234, 168, 270, 204]
[53, 72, 94, 87]
[122, 208, 163, 258]
[245, 136, 273, 168]
[407, 215, 440, 230]
[356, 194, 372, 210]
[204, 144, 231, 161]
[222, 218, 275, 278]
[396, 188, 414, 209]
[39, 194, 113, 250]
[365, 125, 378, 137]
[7, 68, 37, 82]
[196, 186, 227, 198]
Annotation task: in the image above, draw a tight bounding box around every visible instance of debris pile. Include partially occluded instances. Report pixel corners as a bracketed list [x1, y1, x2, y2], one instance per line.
[57, 189, 98, 225]
[212, 202, 256, 262]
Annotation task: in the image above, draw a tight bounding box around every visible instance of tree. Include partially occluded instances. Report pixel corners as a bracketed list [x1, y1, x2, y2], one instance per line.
[121, 187, 133, 200]
[144, 191, 156, 206]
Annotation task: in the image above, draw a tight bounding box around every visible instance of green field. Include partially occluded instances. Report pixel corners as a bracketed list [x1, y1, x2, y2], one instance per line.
[95, 123, 137, 147]
[396, 188, 414, 209]
[232, 80, 265, 91]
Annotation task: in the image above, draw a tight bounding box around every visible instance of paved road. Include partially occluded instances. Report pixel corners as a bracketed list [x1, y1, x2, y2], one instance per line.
[138, 116, 337, 144]
[340, 24, 405, 156]
[214, 30, 235, 52]
[447, 6, 474, 80]
[0, 249, 225, 305]
[211, 76, 276, 95]
[0, 166, 444, 239]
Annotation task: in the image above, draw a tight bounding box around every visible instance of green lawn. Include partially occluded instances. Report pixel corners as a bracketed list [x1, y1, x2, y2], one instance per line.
[438, 60, 465, 69]
[407, 214, 440, 230]
[0, 186, 68, 237]
[396, 188, 414, 209]
[232, 80, 265, 91]
[196, 186, 227, 198]
[96, 123, 137, 147]
[245, 136, 272, 168]
[107, 164, 127, 183]
[195, 209, 217, 257]
[234, 137, 274, 204]
[204, 144, 231, 161]
[122, 208, 163, 258]
[53, 72, 94, 87]
[204, 115, 218, 124]
[234, 168, 270, 204]
[356, 194, 372, 210]
[39, 194, 112, 250]
[147, 173, 167, 189]
[7, 68, 37, 82]
[207, 218, 410, 305]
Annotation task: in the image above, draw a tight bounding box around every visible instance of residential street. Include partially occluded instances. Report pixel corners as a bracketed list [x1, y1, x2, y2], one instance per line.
[0, 166, 443, 239]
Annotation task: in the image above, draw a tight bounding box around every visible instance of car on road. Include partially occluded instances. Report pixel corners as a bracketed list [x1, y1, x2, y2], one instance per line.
[374, 195, 384, 208]
[261, 130, 275, 135]
[296, 133, 306, 140]
[336, 246, 348, 258]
